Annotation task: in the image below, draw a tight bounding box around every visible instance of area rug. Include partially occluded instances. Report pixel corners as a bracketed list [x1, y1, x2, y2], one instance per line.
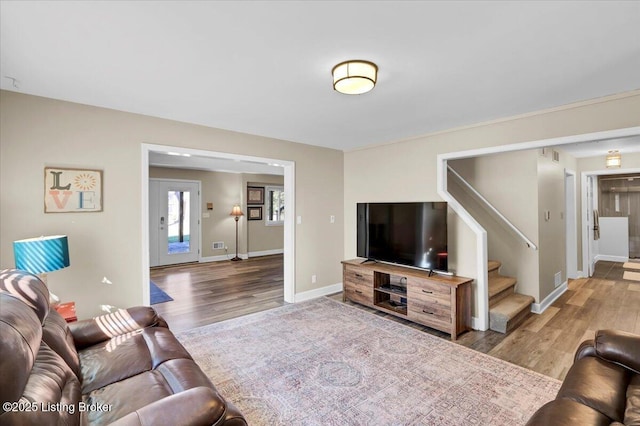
[177, 298, 560, 425]
[150, 281, 173, 304]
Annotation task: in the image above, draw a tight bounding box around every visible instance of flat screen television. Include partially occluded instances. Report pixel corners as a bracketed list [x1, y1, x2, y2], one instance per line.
[357, 202, 448, 273]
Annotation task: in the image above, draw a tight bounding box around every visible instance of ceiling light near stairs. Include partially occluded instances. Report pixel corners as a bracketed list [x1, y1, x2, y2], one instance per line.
[606, 150, 621, 168]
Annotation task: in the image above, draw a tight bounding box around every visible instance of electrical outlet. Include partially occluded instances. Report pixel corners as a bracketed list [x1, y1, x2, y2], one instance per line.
[311, 275, 317, 284]
[330, 215, 335, 223]
[212, 241, 224, 249]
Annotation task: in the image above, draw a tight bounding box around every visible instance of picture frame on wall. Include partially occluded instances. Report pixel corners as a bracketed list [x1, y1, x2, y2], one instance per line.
[248, 206, 263, 220]
[44, 167, 103, 213]
[247, 186, 264, 205]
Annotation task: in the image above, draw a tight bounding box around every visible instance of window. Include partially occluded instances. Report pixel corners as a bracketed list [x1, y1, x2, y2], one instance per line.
[265, 185, 284, 226]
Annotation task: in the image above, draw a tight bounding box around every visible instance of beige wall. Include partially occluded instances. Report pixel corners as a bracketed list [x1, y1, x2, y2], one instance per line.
[536, 150, 574, 300]
[149, 168, 285, 257]
[244, 176, 285, 254]
[345, 91, 640, 319]
[450, 150, 541, 300]
[0, 91, 344, 318]
[149, 167, 283, 259]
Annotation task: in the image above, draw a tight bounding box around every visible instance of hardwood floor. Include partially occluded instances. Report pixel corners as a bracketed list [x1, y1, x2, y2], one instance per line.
[150, 254, 284, 332]
[152, 256, 640, 381]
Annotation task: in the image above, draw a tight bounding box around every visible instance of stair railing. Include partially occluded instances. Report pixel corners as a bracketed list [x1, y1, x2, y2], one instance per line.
[447, 164, 538, 250]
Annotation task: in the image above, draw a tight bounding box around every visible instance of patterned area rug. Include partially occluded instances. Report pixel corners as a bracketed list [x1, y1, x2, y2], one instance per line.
[177, 298, 560, 425]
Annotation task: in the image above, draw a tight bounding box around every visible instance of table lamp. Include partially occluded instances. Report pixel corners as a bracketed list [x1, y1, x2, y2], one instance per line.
[13, 235, 70, 306]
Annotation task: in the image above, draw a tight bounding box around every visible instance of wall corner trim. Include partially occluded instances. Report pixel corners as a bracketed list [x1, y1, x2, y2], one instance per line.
[531, 281, 568, 314]
[471, 316, 481, 330]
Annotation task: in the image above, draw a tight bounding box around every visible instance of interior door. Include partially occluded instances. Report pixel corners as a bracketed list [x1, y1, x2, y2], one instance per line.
[586, 175, 598, 276]
[149, 179, 200, 267]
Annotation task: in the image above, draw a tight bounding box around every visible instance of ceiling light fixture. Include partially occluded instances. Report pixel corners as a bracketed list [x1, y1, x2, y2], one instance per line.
[606, 150, 621, 168]
[332, 60, 378, 95]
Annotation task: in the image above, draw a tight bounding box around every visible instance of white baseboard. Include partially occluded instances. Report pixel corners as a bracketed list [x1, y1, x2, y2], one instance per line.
[248, 249, 284, 258]
[200, 249, 283, 263]
[531, 281, 568, 314]
[294, 282, 343, 303]
[594, 254, 628, 263]
[200, 253, 248, 263]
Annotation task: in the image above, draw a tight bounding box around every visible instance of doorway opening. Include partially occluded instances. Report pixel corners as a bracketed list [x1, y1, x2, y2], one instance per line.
[582, 169, 640, 276]
[141, 144, 295, 307]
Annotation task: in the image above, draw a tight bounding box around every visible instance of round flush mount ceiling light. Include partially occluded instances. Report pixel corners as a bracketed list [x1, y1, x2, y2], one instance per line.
[332, 60, 378, 95]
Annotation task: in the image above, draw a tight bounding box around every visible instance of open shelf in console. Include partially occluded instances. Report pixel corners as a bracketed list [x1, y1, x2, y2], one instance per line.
[373, 271, 408, 315]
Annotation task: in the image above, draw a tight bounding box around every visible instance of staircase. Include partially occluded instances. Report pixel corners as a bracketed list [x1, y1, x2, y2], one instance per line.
[488, 260, 534, 333]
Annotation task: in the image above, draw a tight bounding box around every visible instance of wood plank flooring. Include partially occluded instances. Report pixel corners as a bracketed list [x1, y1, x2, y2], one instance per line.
[150, 255, 284, 332]
[151, 256, 640, 381]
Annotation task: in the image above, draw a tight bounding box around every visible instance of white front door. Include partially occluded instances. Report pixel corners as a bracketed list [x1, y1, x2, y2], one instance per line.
[149, 179, 200, 267]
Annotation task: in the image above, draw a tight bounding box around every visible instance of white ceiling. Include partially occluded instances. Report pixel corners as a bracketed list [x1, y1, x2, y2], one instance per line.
[1, 1, 639, 152]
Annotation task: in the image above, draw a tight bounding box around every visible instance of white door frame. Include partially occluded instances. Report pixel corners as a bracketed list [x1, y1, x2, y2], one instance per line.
[581, 166, 640, 276]
[565, 170, 579, 279]
[141, 143, 295, 306]
[438, 126, 640, 331]
[149, 178, 201, 267]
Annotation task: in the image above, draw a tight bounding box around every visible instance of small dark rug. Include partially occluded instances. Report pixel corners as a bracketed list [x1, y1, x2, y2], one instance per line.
[150, 281, 173, 304]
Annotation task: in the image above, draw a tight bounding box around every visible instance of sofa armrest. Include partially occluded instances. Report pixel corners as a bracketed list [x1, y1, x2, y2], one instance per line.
[107, 387, 227, 426]
[69, 306, 167, 350]
[593, 329, 640, 374]
[574, 339, 596, 362]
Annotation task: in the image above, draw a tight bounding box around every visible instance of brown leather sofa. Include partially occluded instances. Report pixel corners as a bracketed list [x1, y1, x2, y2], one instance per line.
[0, 269, 247, 426]
[527, 329, 640, 426]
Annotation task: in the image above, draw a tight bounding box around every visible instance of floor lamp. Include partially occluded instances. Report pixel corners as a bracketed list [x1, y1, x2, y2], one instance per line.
[13, 235, 70, 307]
[230, 205, 243, 261]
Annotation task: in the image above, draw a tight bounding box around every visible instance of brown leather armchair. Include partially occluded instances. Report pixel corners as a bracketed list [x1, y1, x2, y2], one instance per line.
[0, 269, 246, 426]
[526, 329, 640, 425]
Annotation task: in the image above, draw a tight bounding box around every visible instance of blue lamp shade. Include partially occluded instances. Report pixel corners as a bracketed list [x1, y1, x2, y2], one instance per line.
[13, 235, 70, 274]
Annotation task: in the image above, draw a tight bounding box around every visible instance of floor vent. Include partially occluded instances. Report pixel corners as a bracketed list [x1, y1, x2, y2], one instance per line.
[555, 271, 562, 287]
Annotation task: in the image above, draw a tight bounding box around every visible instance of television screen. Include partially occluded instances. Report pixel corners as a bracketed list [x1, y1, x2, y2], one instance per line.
[357, 202, 448, 272]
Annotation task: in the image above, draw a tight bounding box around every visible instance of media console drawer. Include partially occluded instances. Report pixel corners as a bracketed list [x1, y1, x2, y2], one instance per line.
[342, 259, 472, 340]
[344, 264, 374, 285]
[408, 299, 452, 325]
[344, 281, 373, 306]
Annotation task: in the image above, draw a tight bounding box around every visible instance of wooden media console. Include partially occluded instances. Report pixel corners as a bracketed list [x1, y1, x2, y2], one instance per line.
[342, 259, 472, 340]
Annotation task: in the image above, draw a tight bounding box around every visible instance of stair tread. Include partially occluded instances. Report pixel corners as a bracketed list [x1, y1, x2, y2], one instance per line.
[490, 293, 534, 319]
[488, 260, 501, 272]
[488, 275, 517, 297]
